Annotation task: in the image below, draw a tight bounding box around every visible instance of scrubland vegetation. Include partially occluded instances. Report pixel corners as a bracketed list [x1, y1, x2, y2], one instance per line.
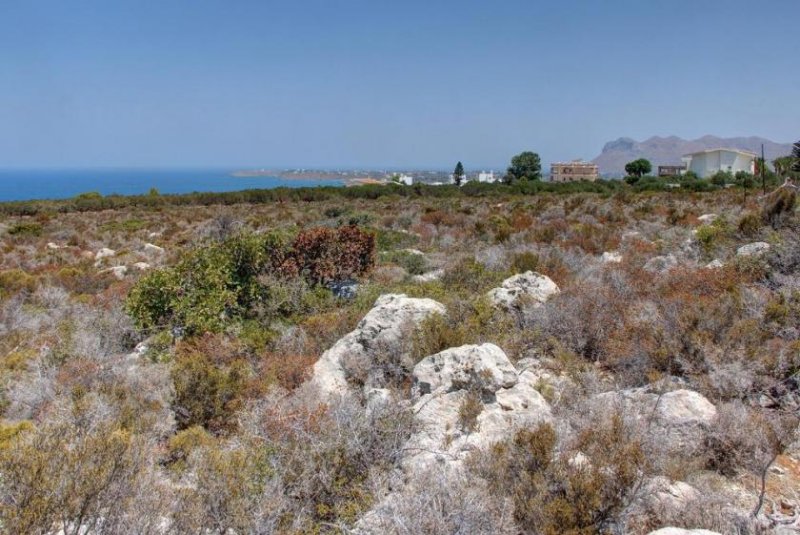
[0, 183, 799, 534]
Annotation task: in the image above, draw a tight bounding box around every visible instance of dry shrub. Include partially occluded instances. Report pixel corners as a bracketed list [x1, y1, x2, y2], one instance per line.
[703, 401, 796, 477]
[361, 467, 516, 534]
[0, 404, 166, 535]
[235, 397, 416, 532]
[473, 413, 647, 535]
[738, 211, 762, 237]
[511, 251, 540, 273]
[420, 208, 463, 227]
[259, 352, 316, 391]
[761, 187, 796, 229]
[171, 335, 253, 433]
[290, 225, 376, 284]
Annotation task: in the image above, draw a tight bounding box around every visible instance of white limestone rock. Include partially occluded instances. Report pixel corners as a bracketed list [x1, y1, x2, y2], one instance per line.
[405, 344, 551, 471]
[94, 247, 116, 262]
[143, 243, 165, 255]
[593, 388, 717, 457]
[413, 343, 517, 395]
[411, 268, 444, 283]
[100, 265, 128, 280]
[737, 242, 770, 257]
[697, 213, 718, 223]
[487, 271, 559, 310]
[306, 294, 446, 399]
[705, 259, 724, 269]
[635, 476, 700, 518]
[133, 262, 151, 271]
[601, 251, 623, 263]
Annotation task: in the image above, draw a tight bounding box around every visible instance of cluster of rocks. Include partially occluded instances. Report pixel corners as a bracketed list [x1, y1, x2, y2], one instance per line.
[88, 243, 165, 279]
[301, 272, 745, 533]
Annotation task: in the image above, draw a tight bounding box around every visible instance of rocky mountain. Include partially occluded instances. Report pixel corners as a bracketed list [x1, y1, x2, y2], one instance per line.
[592, 135, 793, 175]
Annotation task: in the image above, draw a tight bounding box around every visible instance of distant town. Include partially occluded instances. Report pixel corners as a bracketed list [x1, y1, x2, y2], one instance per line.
[232, 146, 764, 187]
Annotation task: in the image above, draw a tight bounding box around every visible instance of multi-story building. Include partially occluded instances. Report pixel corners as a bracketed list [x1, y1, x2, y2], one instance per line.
[550, 160, 599, 182]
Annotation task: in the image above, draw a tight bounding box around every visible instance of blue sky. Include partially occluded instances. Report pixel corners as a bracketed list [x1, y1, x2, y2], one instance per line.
[1, 0, 798, 169]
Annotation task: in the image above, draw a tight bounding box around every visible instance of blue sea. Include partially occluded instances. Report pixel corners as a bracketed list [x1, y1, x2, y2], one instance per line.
[0, 168, 344, 202]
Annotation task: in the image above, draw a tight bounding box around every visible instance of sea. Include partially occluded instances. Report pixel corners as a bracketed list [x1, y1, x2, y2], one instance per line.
[0, 168, 344, 202]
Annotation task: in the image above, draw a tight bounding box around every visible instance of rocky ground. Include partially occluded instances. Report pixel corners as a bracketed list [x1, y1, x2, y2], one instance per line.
[0, 187, 798, 533]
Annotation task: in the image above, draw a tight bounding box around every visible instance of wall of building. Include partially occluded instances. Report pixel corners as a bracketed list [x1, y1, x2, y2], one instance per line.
[550, 164, 599, 182]
[685, 151, 755, 178]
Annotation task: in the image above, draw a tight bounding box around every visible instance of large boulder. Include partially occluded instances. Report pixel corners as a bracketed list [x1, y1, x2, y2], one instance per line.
[630, 476, 700, 525]
[404, 343, 552, 471]
[737, 242, 770, 257]
[306, 294, 446, 399]
[413, 343, 517, 395]
[592, 388, 716, 458]
[487, 271, 559, 311]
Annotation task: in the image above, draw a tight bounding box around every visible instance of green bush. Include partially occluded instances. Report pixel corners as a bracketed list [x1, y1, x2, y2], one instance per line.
[737, 212, 762, 237]
[7, 222, 43, 237]
[383, 250, 427, 275]
[511, 251, 540, 273]
[126, 227, 375, 335]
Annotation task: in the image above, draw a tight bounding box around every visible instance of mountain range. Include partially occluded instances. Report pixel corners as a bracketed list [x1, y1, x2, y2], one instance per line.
[591, 135, 793, 175]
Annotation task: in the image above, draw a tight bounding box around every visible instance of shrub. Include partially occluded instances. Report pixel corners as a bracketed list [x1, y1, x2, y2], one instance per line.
[737, 211, 762, 237]
[0, 269, 37, 297]
[383, 250, 427, 275]
[762, 187, 796, 228]
[126, 227, 373, 334]
[511, 251, 540, 273]
[171, 338, 252, 432]
[474, 414, 647, 535]
[457, 389, 483, 433]
[0, 412, 158, 535]
[709, 171, 732, 186]
[7, 221, 43, 237]
[290, 225, 376, 284]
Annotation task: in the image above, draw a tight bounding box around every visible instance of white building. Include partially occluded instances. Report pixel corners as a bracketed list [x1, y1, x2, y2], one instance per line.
[681, 148, 756, 178]
[476, 171, 496, 183]
[396, 173, 414, 185]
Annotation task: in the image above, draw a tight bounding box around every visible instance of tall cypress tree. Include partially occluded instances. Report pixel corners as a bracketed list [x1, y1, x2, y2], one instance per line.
[792, 140, 800, 172]
[453, 161, 465, 186]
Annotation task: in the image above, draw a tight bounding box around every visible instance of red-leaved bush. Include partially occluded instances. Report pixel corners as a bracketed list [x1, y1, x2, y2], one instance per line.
[289, 225, 376, 284]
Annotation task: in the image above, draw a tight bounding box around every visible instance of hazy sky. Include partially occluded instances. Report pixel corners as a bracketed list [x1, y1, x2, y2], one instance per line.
[1, 0, 798, 169]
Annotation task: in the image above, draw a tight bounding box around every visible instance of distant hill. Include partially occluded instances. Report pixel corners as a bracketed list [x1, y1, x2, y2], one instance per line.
[591, 135, 793, 175]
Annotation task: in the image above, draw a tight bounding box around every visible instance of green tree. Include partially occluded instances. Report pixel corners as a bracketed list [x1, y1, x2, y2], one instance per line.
[624, 158, 652, 178]
[504, 151, 542, 183]
[793, 140, 800, 173]
[773, 156, 796, 177]
[710, 170, 732, 186]
[736, 171, 756, 205]
[453, 161, 465, 186]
